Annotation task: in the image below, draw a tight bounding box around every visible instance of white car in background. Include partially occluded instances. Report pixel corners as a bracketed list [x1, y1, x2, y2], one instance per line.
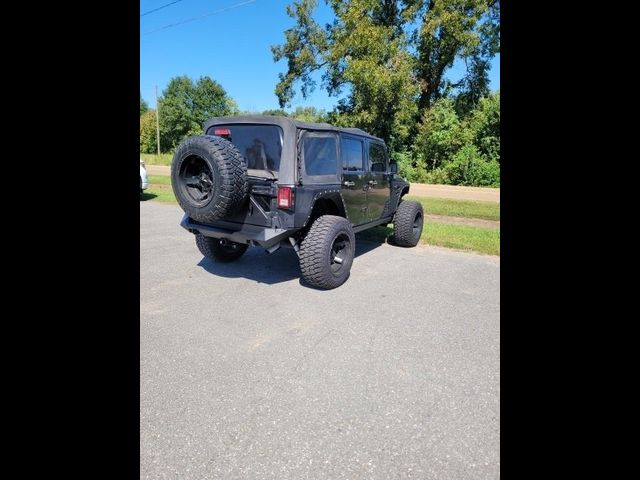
[140, 159, 148, 192]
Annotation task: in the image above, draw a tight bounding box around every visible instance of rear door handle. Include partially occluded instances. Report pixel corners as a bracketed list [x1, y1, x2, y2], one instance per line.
[343, 181, 355, 187]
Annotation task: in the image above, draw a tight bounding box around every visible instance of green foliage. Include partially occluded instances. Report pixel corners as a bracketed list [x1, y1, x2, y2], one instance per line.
[413, 98, 466, 170]
[158, 75, 238, 152]
[140, 110, 158, 154]
[422, 167, 450, 185]
[391, 151, 415, 180]
[272, 0, 499, 149]
[391, 150, 432, 183]
[290, 105, 328, 122]
[394, 91, 499, 186]
[467, 91, 500, 163]
[443, 145, 500, 186]
[140, 92, 149, 116]
[453, 55, 491, 117]
[262, 109, 289, 116]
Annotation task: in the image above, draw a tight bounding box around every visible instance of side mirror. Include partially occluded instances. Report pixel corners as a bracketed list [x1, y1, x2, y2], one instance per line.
[389, 162, 398, 174]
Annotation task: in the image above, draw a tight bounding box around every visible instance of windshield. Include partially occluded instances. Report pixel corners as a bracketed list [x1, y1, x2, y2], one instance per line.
[206, 124, 283, 174]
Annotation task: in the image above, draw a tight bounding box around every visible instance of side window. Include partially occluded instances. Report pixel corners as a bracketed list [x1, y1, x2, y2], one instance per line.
[342, 138, 364, 171]
[369, 142, 387, 173]
[303, 135, 338, 176]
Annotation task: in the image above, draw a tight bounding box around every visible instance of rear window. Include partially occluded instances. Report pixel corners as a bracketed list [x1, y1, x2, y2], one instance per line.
[206, 124, 283, 172]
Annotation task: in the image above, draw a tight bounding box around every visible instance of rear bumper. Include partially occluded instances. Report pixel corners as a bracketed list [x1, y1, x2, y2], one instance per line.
[180, 214, 296, 249]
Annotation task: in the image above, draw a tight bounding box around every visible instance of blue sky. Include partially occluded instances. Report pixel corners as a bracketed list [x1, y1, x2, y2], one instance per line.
[140, 0, 500, 113]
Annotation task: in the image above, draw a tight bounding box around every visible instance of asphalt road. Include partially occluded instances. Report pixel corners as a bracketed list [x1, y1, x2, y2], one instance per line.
[140, 200, 500, 480]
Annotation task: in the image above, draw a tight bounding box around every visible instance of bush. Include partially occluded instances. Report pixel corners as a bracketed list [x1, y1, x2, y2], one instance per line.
[391, 151, 415, 180]
[140, 110, 158, 154]
[391, 151, 432, 183]
[423, 167, 450, 185]
[413, 98, 467, 171]
[443, 145, 500, 187]
[467, 91, 500, 164]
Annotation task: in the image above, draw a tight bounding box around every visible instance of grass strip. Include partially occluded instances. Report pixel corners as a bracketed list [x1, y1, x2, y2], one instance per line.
[406, 196, 500, 221]
[141, 153, 173, 166]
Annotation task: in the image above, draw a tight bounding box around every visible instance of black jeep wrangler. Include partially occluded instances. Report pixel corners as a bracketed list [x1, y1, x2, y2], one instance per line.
[171, 115, 424, 289]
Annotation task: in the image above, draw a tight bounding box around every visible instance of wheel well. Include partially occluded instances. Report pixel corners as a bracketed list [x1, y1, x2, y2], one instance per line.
[306, 197, 345, 227]
[401, 186, 410, 198]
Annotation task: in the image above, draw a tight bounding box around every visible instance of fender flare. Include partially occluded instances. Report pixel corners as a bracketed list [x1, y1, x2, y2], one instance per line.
[303, 190, 349, 228]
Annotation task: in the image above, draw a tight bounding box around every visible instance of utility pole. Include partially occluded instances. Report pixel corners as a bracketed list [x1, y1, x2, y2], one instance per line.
[155, 85, 161, 155]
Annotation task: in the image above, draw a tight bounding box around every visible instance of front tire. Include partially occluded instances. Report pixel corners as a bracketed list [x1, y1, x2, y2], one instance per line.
[393, 200, 424, 247]
[195, 234, 248, 263]
[299, 215, 355, 289]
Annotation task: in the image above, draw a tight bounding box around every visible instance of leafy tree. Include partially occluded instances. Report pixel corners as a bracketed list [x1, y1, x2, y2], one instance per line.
[158, 76, 238, 151]
[272, 0, 499, 149]
[140, 110, 157, 154]
[290, 105, 328, 122]
[453, 55, 490, 117]
[465, 90, 499, 163]
[406, 91, 499, 185]
[140, 92, 149, 116]
[413, 97, 466, 170]
[262, 109, 289, 116]
[443, 144, 499, 186]
[415, 0, 499, 111]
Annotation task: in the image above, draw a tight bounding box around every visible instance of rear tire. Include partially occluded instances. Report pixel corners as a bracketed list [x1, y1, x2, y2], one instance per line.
[393, 200, 424, 247]
[299, 215, 355, 289]
[195, 234, 248, 263]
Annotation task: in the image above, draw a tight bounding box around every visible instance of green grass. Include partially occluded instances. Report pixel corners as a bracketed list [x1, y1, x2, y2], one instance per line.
[141, 153, 173, 166]
[360, 221, 499, 256]
[406, 196, 500, 221]
[140, 175, 176, 203]
[148, 175, 171, 185]
[423, 221, 500, 255]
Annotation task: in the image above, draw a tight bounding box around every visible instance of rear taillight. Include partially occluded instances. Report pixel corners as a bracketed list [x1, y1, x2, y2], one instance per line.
[277, 186, 294, 209]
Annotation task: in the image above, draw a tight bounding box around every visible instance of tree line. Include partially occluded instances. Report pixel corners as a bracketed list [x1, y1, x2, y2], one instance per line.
[140, 0, 500, 186]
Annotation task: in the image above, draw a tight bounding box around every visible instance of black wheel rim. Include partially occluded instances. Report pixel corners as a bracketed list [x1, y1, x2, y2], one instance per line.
[329, 233, 351, 274]
[413, 212, 423, 238]
[179, 155, 214, 206]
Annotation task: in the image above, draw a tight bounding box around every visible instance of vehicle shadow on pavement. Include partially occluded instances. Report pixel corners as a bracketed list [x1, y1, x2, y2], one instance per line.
[196, 226, 391, 286]
[140, 192, 158, 201]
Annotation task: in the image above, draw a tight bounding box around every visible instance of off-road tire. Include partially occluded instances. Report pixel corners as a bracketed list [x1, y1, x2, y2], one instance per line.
[171, 135, 248, 223]
[299, 215, 355, 289]
[393, 200, 424, 247]
[195, 234, 249, 263]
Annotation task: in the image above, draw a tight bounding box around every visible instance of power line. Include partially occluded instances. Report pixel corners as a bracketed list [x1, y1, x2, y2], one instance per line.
[143, 0, 257, 35]
[140, 0, 184, 18]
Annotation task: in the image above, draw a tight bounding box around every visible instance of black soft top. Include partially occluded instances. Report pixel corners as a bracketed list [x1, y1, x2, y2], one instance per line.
[203, 115, 383, 143]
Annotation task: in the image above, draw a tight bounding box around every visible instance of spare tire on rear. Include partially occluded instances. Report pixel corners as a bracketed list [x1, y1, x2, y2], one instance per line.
[171, 135, 248, 224]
